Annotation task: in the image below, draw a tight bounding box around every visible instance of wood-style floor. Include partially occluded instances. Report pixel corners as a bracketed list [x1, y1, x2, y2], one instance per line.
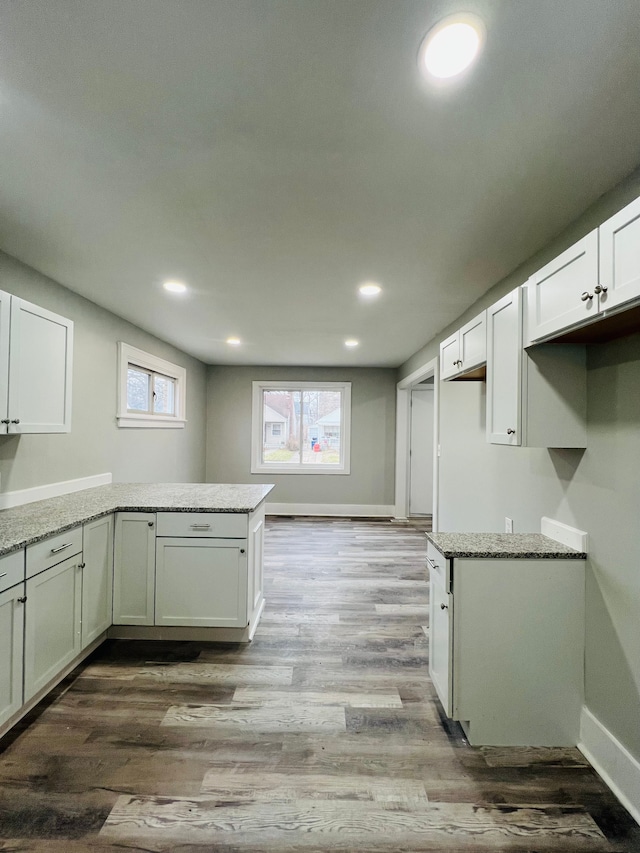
[0, 516, 638, 851]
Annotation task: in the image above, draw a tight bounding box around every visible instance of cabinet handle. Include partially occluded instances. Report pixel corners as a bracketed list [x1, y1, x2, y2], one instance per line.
[0, 419, 9, 425]
[426, 556, 439, 570]
[10, 419, 20, 424]
[440, 602, 448, 610]
[50, 542, 72, 554]
[190, 524, 212, 529]
[594, 284, 608, 294]
[240, 548, 246, 554]
[580, 291, 593, 302]
[148, 522, 154, 527]
[78, 563, 86, 569]
[506, 428, 516, 435]
[17, 596, 27, 604]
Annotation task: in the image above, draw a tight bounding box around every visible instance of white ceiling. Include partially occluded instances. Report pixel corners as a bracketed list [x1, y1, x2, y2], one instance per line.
[0, 0, 640, 367]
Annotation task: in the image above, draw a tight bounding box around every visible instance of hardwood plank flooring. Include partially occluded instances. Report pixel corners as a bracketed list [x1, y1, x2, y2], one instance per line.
[0, 516, 638, 852]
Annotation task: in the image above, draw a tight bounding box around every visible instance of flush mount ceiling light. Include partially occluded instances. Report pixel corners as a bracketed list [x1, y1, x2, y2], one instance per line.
[418, 13, 485, 80]
[344, 339, 359, 348]
[358, 282, 382, 297]
[163, 280, 187, 294]
[226, 337, 241, 346]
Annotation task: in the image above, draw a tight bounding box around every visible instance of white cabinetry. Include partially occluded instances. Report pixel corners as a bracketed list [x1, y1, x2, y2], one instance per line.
[599, 194, 640, 311]
[440, 311, 486, 380]
[427, 543, 584, 746]
[0, 551, 26, 728]
[487, 286, 586, 447]
[0, 293, 73, 434]
[155, 538, 248, 628]
[113, 512, 156, 626]
[81, 515, 114, 648]
[24, 553, 83, 701]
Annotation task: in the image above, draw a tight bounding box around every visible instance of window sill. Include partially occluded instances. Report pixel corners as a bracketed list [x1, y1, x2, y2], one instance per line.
[251, 464, 350, 475]
[117, 414, 187, 429]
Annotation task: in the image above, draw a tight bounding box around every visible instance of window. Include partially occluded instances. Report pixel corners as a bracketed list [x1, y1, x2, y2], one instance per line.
[251, 381, 351, 474]
[117, 342, 186, 428]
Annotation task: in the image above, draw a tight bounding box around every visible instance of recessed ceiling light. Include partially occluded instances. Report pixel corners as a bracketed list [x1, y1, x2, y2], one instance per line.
[359, 282, 382, 297]
[345, 339, 359, 348]
[226, 337, 241, 346]
[163, 280, 187, 294]
[418, 14, 485, 80]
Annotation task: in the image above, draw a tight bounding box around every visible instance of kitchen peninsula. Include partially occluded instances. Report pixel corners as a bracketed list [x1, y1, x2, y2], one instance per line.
[0, 482, 273, 738]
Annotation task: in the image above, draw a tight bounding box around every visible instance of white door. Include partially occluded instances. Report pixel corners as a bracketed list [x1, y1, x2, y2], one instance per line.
[24, 556, 82, 701]
[8, 298, 73, 433]
[155, 538, 248, 628]
[81, 515, 114, 648]
[526, 230, 599, 343]
[599, 195, 640, 311]
[487, 287, 522, 445]
[409, 387, 434, 516]
[0, 290, 11, 432]
[113, 512, 156, 625]
[0, 584, 25, 728]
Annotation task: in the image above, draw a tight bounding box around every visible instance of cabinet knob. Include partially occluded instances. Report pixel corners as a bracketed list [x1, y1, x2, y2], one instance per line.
[10, 419, 20, 424]
[148, 522, 154, 527]
[594, 284, 608, 295]
[440, 602, 448, 610]
[240, 548, 246, 554]
[506, 428, 516, 435]
[0, 419, 9, 425]
[17, 596, 27, 604]
[580, 291, 593, 302]
[78, 563, 86, 569]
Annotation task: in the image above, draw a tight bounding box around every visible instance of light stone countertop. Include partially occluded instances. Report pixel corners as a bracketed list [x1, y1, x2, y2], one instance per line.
[0, 483, 274, 556]
[426, 532, 587, 560]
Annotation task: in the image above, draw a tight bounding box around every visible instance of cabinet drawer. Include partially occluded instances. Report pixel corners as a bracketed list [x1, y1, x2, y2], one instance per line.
[0, 549, 25, 593]
[426, 540, 451, 591]
[26, 526, 82, 579]
[156, 512, 247, 539]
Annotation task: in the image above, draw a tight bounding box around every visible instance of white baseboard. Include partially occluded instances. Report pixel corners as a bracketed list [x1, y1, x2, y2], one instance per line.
[0, 472, 113, 510]
[578, 705, 640, 826]
[541, 517, 588, 552]
[266, 502, 394, 518]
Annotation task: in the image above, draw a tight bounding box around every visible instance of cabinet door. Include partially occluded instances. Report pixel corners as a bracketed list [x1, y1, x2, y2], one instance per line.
[155, 538, 248, 628]
[487, 288, 522, 445]
[81, 515, 114, 648]
[113, 512, 156, 625]
[439, 332, 460, 380]
[459, 311, 486, 373]
[599, 195, 640, 311]
[248, 510, 265, 618]
[428, 567, 453, 718]
[0, 290, 10, 432]
[0, 585, 25, 728]
[527, 230, 599, 343]
[7, 298, 73, 434]
[24, 556, 82, 702]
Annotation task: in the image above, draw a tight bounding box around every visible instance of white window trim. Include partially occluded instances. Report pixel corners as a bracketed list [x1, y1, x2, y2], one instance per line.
[251, 380, 351, 475]
[117, 342, 187, 428]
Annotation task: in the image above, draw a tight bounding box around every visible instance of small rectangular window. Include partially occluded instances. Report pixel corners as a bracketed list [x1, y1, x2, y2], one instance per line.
[118, 343, 186, 428]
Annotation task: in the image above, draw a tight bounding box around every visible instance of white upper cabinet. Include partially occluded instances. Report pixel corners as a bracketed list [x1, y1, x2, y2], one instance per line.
[439, 311, 486, 381]
[526, 230, 599, 344]
[599, 195, 640, 311]
[0, 292, 73, 435]
[487, 286, 587, 448]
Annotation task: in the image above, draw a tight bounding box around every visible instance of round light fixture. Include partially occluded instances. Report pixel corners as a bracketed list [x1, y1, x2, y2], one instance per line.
[418, 14, 485, 80]
[226, 337, 241, 346]
[344, 339, 359, 348]
[359, 282, 382, 297]
[163, 280, 187, 294]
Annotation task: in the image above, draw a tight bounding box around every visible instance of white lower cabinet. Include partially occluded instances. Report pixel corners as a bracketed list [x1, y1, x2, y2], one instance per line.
[427, 545, 585, 746]
[0, 583, 26, 728]
[113, 512, 156, 625]
[248, 507, 265, 620]
[155, 538, 248, 628]
[81, 514, 114, 648]
[24, 555, 83, 702]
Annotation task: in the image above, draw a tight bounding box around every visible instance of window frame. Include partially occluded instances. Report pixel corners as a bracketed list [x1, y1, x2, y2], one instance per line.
[251, 380, 351, 475]
[117, 342, 187, 428]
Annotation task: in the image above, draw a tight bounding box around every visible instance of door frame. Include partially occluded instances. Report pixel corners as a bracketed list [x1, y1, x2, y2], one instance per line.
[394, 357, 439, 527]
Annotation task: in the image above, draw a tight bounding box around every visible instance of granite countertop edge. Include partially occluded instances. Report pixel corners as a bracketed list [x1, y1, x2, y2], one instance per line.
[426, 531, 587, 560]
[0, 483, 275, 557]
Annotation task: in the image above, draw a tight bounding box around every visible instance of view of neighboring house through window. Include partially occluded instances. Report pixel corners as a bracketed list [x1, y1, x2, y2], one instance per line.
[127, 365, 176, 416]
[117, 342, 187, 428]
[252, 381, 351, 474]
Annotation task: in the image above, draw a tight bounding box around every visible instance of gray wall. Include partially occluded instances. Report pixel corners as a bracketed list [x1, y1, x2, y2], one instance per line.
[0, 251, 207, 490]
[206, 366, 396, 507]
[399, 170, 640, 768]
